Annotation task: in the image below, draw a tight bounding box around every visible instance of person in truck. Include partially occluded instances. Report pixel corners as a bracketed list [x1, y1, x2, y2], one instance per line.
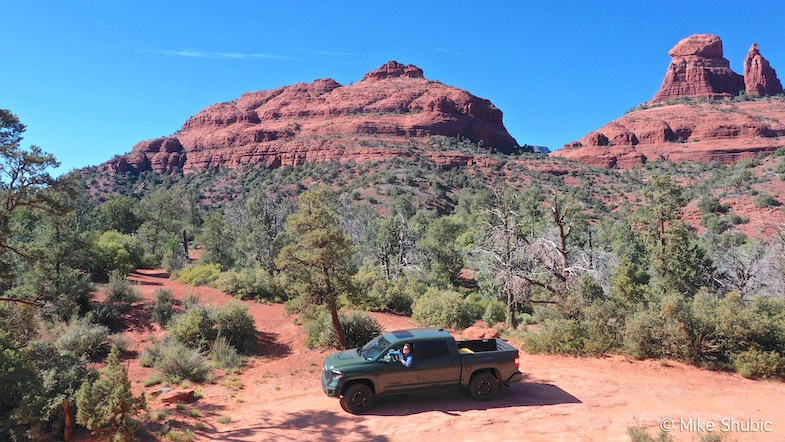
[400, 343, 413, 367]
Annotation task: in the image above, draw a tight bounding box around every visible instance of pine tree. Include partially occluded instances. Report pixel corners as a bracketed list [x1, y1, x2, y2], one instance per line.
[275, 187, 355, 349]
[76, 347, 146, 441]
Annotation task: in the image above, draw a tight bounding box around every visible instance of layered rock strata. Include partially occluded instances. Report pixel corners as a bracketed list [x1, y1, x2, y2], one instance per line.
[100, 61, 519, 174]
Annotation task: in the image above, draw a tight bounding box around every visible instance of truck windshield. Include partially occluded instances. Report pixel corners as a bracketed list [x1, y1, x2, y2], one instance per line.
[358, 335, 391, 360]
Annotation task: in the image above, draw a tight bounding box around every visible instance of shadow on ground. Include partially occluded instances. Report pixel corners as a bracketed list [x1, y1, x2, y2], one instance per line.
[367, 381, 580, 416]
[206, 410, 390, 441]
[253, 330, 292, 359]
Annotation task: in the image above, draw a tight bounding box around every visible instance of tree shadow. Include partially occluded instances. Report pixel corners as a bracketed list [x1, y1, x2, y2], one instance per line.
[366, 381, 581, 416]
[253, 330, 292, 359]
[205, 410, 390, 442]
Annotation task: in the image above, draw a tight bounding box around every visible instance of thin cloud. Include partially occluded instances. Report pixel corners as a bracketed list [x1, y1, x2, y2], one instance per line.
[311, 50, 352, 57]
[156, 49, 300, 60]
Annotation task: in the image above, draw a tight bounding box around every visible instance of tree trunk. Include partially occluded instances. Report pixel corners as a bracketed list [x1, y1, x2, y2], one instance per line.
[63, 398, 73, 441]
[329, 304, 348, 349]
[182, 229, 189, 258]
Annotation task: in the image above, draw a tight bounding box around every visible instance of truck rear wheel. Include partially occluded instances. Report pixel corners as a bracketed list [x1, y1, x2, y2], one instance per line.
[469, 372, 499, 401]
[340, 383, 374, 414]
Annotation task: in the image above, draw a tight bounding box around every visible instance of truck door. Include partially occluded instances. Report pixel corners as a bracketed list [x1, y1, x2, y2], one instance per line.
[375, 348, 419, 394]
[414, 339, 461, 388]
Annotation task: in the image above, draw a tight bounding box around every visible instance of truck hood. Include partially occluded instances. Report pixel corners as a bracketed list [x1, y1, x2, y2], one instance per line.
[324, 348, 365, 370]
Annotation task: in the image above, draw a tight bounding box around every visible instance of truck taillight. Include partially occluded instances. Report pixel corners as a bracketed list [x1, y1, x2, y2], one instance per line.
[514, 354, 520, 369]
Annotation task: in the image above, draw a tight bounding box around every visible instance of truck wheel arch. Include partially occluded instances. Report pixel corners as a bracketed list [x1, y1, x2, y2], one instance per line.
[340, 379, 376, 396]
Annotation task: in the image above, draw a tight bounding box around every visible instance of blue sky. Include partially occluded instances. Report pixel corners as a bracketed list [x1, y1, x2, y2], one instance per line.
[4, 1, 785, 175]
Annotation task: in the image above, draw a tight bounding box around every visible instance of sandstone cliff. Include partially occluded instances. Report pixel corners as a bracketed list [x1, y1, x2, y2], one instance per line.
[100, 61, 519, 174]
[555, 35, 785, 168]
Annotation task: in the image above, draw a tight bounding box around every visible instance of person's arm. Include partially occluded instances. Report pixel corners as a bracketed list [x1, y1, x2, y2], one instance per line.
[402, 354, 413, 367]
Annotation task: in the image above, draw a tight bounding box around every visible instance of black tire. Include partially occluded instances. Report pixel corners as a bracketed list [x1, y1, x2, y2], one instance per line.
[340, 383, 375, 414]
[469, 372, 499, 401]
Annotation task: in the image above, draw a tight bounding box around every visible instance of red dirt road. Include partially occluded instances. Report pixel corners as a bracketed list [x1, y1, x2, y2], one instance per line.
[119, 269, 785, 441]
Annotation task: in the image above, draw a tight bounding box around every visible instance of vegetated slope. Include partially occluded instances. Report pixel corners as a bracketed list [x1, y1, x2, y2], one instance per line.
[120, 268, 785, 442]
[554, 34, 785, 168]
[98, 61, 526, 175]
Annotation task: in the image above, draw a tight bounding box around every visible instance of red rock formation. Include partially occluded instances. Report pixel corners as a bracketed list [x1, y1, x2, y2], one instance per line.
[462, 326, 500, 340]
[556, 35, 785, 168]
[744, 43, 784, 96]
[651, 34, 745, 103]
[99, 61, 519, 174]
[554, 101, 785, 167]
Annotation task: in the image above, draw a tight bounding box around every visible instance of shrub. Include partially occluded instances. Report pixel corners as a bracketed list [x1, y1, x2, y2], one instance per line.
[303, 309, 383, 349]
[697, 196, 728, 214]
[155, 340, 210, 382]
[76, 347, 146, 441]
[168, 306, 217, 351]
[152, 288, 174, 326]
[92, 230, 146, 277]
[754, 192, 779, 208]
[482, 300, 507, 325]
[209, 336, 243, 370]
[178, 263, 221, 286]
[341, 312, 384, 349]
[524, 318, 591, 356]
[213, 301, 256, 355]
[412, 288, 473, 329]
[56, 317, 110, 359]
[0, 332, 39, 441]
[733, 349, 785, 379]
[214, 267, 285, 302]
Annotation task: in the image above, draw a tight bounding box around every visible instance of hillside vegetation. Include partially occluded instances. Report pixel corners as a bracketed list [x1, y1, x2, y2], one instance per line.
[4, 110, 785, 439]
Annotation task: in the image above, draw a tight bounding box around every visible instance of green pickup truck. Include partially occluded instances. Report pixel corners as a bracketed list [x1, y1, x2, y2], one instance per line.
[321, 328, 523, 414]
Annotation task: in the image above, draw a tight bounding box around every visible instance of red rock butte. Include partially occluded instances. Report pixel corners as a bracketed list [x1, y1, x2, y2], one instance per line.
[554, 34, 785, 168]
[100, 61, 520, 174]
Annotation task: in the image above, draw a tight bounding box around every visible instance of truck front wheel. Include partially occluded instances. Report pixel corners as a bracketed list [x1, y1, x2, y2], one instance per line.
[469, 372, 499, 401]
[340, 383, 375, 414]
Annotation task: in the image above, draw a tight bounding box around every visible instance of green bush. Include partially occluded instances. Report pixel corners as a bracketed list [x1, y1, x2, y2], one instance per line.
[168, 306, 217, 351]
[733, 349, 785, 379]
[92, 230, 145, 277]
[76, 347, 146, 441]
[412, 288, 473, 329]
[209, 336, 243, 370]
[0, 331, 39, 440]
[214, 301, 257, 355]
[350, 265, 422, 314]
[178, 262, 221, 286]
[152, 288, 174, 326]
[155, 341, 210, 382]
[214, 267, 285, 302]
[55, 317, 110, 359]
[6, 340, 95, 441]
[754, 192, 779, 208]
[697, 196, 728, 214]
[304, 309, 383, 349]
[342, 312, 384, 349]
[524, 318, 590, 356]
[482, 300, 507, 325]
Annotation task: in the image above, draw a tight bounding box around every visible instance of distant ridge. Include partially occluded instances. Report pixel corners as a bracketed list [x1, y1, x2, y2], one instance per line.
[99, 61, 521, 174]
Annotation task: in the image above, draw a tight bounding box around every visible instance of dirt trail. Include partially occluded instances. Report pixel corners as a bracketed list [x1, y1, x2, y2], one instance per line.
[118, 269, 785, 441]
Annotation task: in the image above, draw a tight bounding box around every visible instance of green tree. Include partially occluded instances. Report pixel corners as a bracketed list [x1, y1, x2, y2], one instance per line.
[0, 110, 65, 284]
[419, 215, 466, 284]
[98, 195, 142, 234]
[275, 187, 355, 349]
[137, 188, 190, 262]
[197, 212, 236, 269]
[637, 173, 687, 248]
[76, 347, 146, 441]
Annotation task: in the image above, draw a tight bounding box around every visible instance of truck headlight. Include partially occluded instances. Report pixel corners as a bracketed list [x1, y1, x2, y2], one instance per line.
[331, 370, 344, 381]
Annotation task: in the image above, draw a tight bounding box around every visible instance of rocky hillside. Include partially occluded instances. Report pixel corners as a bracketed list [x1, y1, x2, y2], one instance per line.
[99, 61, 522, 174]
[554, 34, 785, 168]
